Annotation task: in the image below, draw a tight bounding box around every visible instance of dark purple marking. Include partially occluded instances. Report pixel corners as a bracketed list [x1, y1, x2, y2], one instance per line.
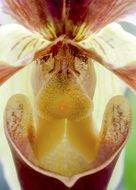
[66, 0, 91, 24]
[45, 0, 64, 20]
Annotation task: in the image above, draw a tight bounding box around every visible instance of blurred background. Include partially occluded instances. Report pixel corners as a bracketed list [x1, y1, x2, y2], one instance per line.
[124, 90, 136, 190]
[0, 7, 136, 190]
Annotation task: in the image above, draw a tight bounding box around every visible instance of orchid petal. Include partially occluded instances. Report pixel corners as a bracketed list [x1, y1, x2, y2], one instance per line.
[1, 0, 64, 40]
[0, 24, 50, 84]
[2, 1, 136, 40]
[81, 23, 136, 91]
[67, 0, 136, 33]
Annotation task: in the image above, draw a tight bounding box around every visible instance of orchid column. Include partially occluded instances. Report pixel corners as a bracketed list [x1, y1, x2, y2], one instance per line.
[0, 1, 136, 190]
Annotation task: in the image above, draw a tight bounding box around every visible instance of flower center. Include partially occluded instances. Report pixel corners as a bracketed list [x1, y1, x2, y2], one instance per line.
[29, 41, 98, 175]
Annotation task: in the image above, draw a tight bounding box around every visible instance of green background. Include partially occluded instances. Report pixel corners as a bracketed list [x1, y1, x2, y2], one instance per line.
[124, 91, 136, 190]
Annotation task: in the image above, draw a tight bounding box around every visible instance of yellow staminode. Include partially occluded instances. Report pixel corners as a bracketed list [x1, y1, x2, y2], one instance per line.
[36, 73, 92, 120]
[33, 72, 97, 175]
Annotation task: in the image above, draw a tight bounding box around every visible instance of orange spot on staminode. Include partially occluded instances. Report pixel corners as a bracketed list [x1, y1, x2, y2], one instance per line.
[59, 101, 69, 112]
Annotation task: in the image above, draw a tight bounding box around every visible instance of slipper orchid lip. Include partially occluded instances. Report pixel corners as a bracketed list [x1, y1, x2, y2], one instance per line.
[5, 123, 130, 188]
[4, 95, 131, 189]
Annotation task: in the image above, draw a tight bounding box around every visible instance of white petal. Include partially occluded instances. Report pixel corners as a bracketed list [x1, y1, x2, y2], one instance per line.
[81, 23, 136, 91]
[0, 24, 50, 64]
[0, 24, 50, 84]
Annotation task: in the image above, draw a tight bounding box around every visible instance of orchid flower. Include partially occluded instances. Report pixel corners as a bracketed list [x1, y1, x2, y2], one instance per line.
[0, 1, 136, 190]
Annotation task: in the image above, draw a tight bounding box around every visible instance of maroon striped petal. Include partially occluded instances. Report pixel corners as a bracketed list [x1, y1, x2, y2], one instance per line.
[2, 0, 64, 40]
[66, 0, 136, 33]
[2, 1, 136, 40]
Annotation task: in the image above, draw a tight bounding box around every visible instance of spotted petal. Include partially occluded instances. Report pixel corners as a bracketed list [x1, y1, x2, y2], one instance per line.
[80, 23, 136, 91]
[0, 24, 50, 85]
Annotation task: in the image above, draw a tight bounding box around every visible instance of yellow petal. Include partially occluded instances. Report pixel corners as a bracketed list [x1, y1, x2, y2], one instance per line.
[0, 24, 50, 84]
[80, 23, 136, 91]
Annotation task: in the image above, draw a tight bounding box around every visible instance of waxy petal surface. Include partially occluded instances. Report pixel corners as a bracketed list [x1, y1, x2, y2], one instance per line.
[2, 0, 136, 40]
[0, 24, 50, 84]
[80, 23, 136, 91]
[4, 94, 131, 189]
[67, 0, 136, 33]
[2, 0, 64, 40]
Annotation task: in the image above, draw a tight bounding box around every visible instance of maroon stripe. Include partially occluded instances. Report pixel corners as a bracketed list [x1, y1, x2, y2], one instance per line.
[0, 65, 23, 85]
